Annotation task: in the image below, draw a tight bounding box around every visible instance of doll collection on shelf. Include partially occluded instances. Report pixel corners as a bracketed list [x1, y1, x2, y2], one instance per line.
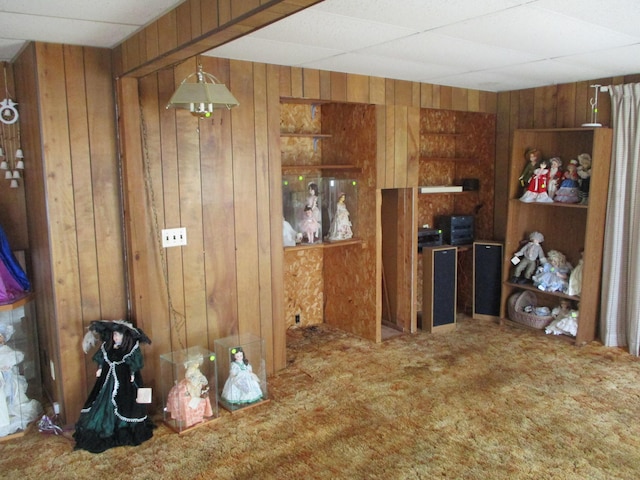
[508, 230, 584, 337]
[518, 147, 592, 205]
[282, 176, 357, 246]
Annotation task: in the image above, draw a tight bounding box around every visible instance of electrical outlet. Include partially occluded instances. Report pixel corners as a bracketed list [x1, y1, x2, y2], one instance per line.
[162, 227, 187, 248]
[295, 313, 301, 324]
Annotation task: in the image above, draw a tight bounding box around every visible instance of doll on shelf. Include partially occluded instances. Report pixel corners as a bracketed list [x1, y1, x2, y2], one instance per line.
[546, 157, 563, 200]
[301, 206, 320, 244]
[0, 324, 42, 437]
[221, 347, 263, 406]
[518, 147, 541, 196]
[520, 158, 554, 203]
[510, 231, 546, 284]
[567, 248, 584, 297]
[326, 193, 353, 242]
[166, 355, 213, 428]
[532, 249, 572, 293]
[306, 182, 322, 238]
[577, 153, 592, 205]
[554, 159, 580, 204]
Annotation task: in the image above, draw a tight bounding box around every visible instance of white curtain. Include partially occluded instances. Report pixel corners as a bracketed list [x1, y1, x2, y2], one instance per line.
[600, 83, 640, 355]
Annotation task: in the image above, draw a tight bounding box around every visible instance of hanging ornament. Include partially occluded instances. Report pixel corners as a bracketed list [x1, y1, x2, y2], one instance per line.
[0, 98, 18, 125]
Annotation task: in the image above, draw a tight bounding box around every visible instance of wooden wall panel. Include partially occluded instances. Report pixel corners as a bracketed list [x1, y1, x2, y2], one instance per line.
[0, 62, 27, 250]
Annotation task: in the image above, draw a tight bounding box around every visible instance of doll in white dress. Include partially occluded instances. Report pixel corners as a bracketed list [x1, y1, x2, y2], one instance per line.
[327, 193, 353, 241]
[0, 324, 42, 437]
[221, 347, 263, 405]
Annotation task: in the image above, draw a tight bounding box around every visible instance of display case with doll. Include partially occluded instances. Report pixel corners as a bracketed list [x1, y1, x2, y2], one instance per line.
[282, 174, 323, 245]
[214, 334, 268, 412]
[322, 177, 358, 242]
[0, 295, 42, 439]
[160, 346, 218, 433]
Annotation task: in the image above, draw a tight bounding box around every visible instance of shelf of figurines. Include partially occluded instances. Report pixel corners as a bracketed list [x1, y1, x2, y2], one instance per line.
[510, 198, 587, 209]
[283, 174, 359, 249]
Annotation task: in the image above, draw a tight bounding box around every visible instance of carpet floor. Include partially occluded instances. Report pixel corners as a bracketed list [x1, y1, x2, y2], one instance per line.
[1, 317, 639, 480]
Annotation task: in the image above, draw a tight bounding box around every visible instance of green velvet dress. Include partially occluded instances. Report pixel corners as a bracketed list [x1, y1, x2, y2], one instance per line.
[73, 341, 154, 453]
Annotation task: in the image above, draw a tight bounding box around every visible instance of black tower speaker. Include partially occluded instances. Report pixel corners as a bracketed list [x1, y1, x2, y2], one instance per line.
[473, 241, 503, 320]
[422, 245, 457, 332]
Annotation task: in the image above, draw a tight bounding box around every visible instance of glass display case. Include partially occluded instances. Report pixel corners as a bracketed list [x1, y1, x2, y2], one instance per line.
[0, 294, 43, 439]
[160, 346, 218, 433]
[321, 177, 357, 242]
[282, 175, 358, 246]
[214, 333, 268, 412]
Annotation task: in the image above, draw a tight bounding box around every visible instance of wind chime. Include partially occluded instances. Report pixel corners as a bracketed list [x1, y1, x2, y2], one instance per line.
[0, 65, 23, 188]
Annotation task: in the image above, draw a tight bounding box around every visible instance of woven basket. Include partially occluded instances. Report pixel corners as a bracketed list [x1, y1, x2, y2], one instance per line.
[507, 290, 553, 329]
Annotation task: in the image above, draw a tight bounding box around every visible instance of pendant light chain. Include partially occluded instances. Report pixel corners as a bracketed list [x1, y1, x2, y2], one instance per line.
[139, 105, 186, 351]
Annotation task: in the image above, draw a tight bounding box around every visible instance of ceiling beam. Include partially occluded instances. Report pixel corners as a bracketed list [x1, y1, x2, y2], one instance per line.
[113, 0, 324, 78]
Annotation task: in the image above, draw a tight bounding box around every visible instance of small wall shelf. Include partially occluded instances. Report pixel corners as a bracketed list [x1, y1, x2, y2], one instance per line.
[284, 238, 365, 251]
[282, 164, 362, 174]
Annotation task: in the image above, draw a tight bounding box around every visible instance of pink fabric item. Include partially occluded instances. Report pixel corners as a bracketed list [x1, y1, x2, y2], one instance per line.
[0, 259, 26, 304]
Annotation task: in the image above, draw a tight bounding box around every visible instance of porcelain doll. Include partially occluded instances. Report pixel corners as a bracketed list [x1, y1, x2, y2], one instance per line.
[567, 249, 584, 297]
[166, 355, 213, 428]
[545, 307, 579, 337]
[306, 182, 322, 238]
[221, 347, 263, 406]
[327, 193, 353, 241]
[520, 159, 553, 203]
[74, 320, 154, 453]
[554, 159, 580, 203]
[532, 249, 572, 293]
[577, 153, 592, 205]
[518, 147, 541, 195]
[0, 324, 42, 437]
[546, 157, 563, 200]
[510, 231, 546, 284]
[300, 206, 320, 243]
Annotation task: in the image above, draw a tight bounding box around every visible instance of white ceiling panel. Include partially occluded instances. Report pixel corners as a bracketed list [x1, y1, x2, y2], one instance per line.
[2, 0, 640, 92]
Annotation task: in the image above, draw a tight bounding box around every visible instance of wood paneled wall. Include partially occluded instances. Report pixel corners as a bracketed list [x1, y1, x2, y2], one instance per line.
[0, 62, 27, 250]
[13, 43, 126, 422]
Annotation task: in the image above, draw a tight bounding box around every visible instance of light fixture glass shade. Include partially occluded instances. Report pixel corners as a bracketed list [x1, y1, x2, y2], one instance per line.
[9, 179, 18, 188]
[0, 147, 4, 156]
[166, 65, 239, 118]
[0, 160, 7, 170]
[12, 170, 20, 179]
[15, 148, 23, 158]
[16, 159, 24, 169]
[4, 170, 11, 179]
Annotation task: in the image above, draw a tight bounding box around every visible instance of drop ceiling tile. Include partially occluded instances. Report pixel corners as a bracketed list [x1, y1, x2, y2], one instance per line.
[0, 0, 186, 25]
[435, 5, 639, 58]
[360, 31, 542, 70]
[534, 0, 640, 38]
[488, 59, 613, 88]
[301, 52, 462, 82]
[560, 44, 640, 78]
[0, 12, 137, 48]
[249, 9, 417, 51]
[205, 37, 341, 67]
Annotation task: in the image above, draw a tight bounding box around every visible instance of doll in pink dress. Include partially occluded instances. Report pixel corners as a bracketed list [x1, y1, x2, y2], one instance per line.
[300, 206, 320, 244]
[166, 356, 213, 428]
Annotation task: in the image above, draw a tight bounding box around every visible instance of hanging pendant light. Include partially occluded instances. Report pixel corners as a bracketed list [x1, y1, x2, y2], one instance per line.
[9, 178, 18, 188]
[0, 160, 7, 170]
[166, 63, 239, 119]
[12, 170, 20, 179]
[4, 170, 11, 179]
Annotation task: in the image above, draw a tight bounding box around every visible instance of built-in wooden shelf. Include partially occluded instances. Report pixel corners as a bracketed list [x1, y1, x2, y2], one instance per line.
[0, 292, 33, 311]
[280, 132, 332, 139]
[509, 198, 588, 210]
[420, 156, 475, 162]
[282, 164, 362, 174]
[503, 281, 580, 302]
[284, 238, 365, 251]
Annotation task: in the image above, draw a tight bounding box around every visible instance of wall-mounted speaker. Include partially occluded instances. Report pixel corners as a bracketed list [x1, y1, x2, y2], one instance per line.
[422, 245, 457, 333]
[473, 241, 503, 320]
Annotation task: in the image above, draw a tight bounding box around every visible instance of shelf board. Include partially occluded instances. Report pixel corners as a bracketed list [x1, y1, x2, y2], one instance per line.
[503, 281, 580, 301]
[0, 292, 33, 311]
[282, 164, 362, 173]
[509, 198, 588, 209]
[421, 132, 465, 137]
[284, 238, 365, 251]
[280, 132, 332, 138]
[420, 157, 475, 162]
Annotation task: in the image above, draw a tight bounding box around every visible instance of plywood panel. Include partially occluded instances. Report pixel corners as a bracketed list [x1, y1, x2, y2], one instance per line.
[284, 248, 324, 327]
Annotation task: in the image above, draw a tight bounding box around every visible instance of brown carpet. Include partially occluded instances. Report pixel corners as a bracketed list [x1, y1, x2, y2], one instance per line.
[2, 317, 640, 480]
